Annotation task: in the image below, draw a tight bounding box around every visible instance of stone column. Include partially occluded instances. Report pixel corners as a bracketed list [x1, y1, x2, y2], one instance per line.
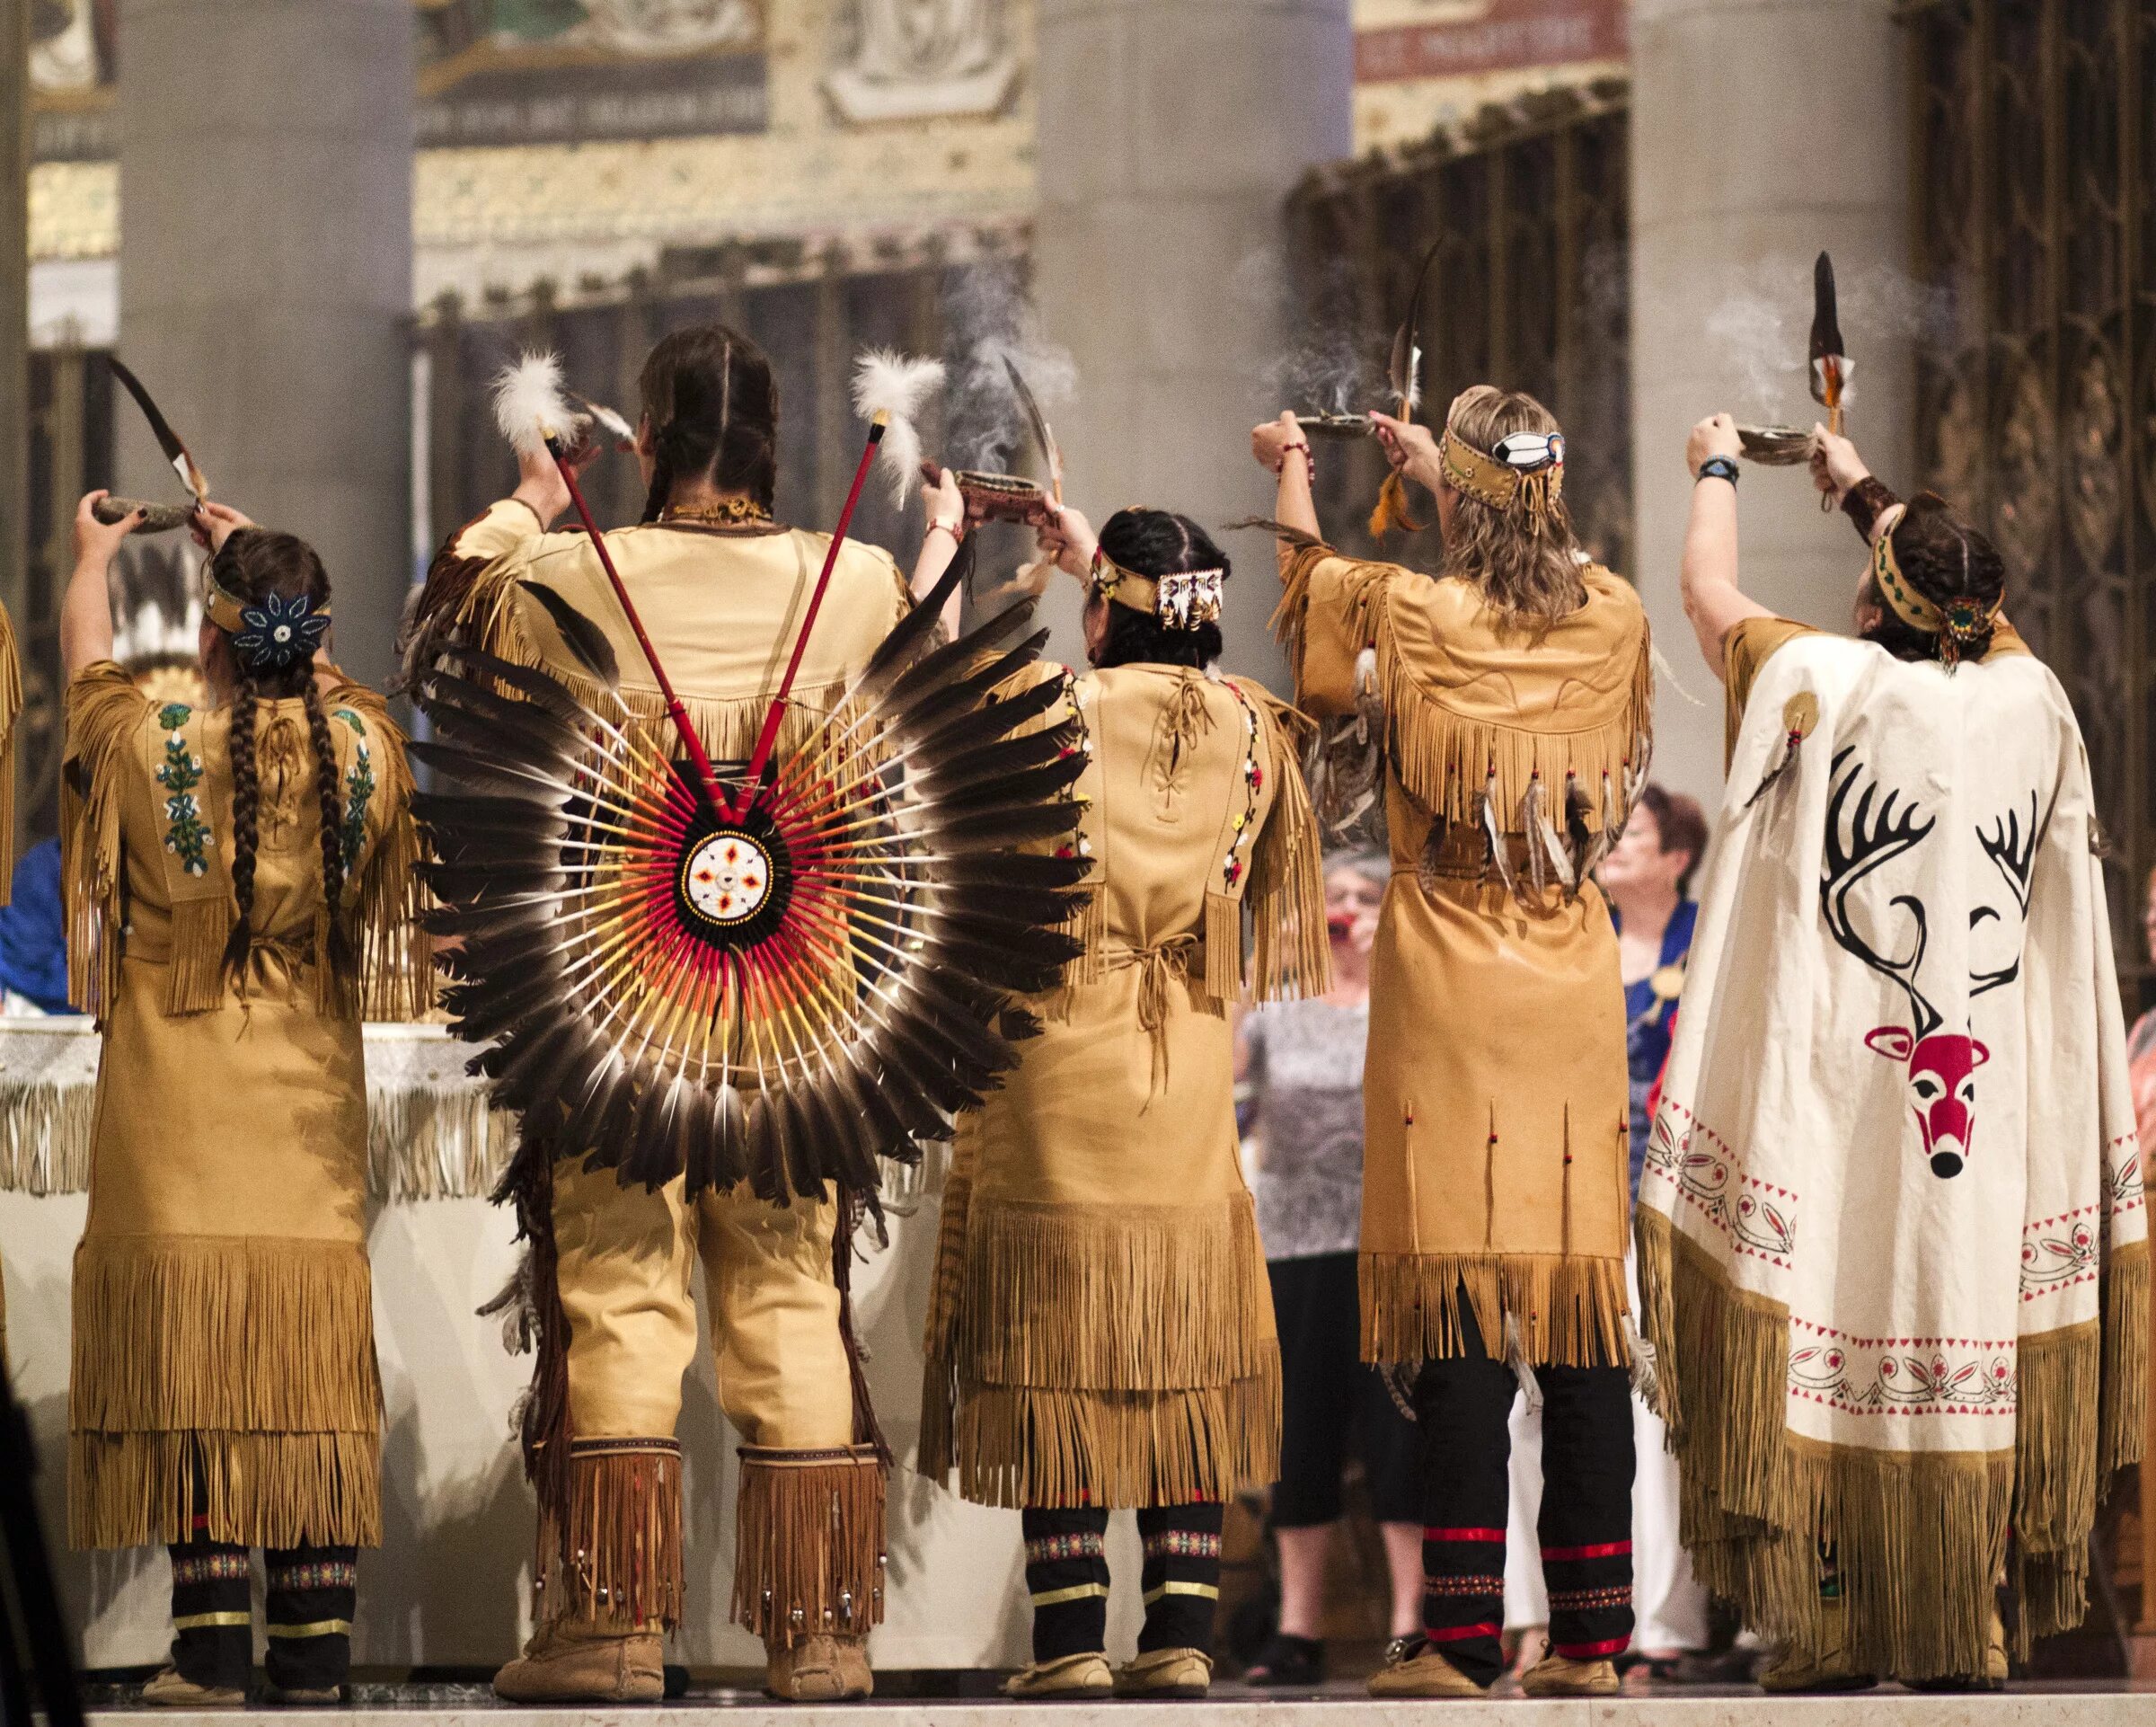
[1034, 0, 1353, 681]
[1630, 0, 1913, 802]
[2, 0, 27, 631]
[118, 0, 413, 690]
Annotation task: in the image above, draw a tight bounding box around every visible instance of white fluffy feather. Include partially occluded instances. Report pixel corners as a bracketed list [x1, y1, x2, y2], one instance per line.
[491, 351, 582, 457]
[853, 349, 946, 511]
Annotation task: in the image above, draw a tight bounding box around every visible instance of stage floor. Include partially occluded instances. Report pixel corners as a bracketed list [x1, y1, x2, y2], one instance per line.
[81, 1679, 2156, 1722]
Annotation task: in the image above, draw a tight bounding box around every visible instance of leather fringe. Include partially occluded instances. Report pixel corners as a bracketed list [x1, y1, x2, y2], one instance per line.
[1245, 689, 1330, 1003]
[1269, 542, 1650, 846]
[917, 1163, 973, 1476]
[70, 1428, 380, 1551]
[1635, 1209, 2123, 1679]
[166, 898, 232, 1015]
[538, 1437, 684, 1632]
[368, 1081, 514, 1201]
[352, 726, 433, 1023]
[938, 1365, 1281, 1510]
[69, 1235, 381, 1434]
[452, 571, 841, 771]
[946, 1194, 1275, 1391]
[0, 1071, 94, 1196]
[62, 670, 141, 1019]
[2100, 1237, 2148, 1480]
[731, 1444, 887, 1647]
[1360, 1249, 1630, 1369]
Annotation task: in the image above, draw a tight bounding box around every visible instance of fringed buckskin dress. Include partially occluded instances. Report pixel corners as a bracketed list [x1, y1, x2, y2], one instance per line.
[62, 660, 424, 1678]
[921, 658, 1326, 1666]
[1275, 541, 1652, 1685]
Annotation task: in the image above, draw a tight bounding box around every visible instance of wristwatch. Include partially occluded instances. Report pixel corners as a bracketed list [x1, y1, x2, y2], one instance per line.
[1697, 456, 1740, 487]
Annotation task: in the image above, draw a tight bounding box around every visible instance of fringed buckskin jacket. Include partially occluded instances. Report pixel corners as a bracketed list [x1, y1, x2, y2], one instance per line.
[921, 660, 1328, 1509]
[1276, 544, 1652, 1370]
[63, 662, 426, 1551]
[416, 500, 913, 767]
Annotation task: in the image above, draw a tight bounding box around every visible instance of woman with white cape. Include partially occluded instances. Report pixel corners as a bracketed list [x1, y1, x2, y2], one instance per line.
[1648, 414, 2147, 1691]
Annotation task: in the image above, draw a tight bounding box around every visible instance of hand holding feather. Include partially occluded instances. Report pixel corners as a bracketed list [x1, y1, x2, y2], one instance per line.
[511, 430, 602, 531]
[1034, 503, 1096, 582]
[1370, 412, 1442, 496]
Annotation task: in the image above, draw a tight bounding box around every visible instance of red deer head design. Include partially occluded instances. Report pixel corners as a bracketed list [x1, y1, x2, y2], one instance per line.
[1821, 752, 2037, 1180]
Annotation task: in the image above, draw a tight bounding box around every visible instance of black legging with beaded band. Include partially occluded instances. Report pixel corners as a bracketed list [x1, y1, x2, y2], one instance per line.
[1021, 1503, 1225, 1662]
[168, 1478, 358, 1693]
[1412, 1297, 1634, 1687]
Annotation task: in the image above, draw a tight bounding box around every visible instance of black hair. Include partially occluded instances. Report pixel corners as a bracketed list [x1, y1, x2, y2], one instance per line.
[637, 323, 780, 523]
[1860, 492, 2006, 663]
[208, 529, 351, 988]
[1089, 508, 1229, 671]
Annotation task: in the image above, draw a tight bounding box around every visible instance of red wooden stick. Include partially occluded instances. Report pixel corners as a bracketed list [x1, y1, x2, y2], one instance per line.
[737, 417, 888, 815]
[548, 437, 726, 810]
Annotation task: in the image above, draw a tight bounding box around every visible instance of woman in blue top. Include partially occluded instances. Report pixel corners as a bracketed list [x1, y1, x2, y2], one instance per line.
[1599, 785, 1707, 1197]
[1594, 783, 1708, 1669]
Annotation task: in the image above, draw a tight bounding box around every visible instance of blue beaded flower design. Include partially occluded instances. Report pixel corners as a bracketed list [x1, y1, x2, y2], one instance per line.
[232, 592, 330, 672]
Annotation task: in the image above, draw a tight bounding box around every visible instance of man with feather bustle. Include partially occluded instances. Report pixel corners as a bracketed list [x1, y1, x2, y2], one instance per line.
[411, 328, 973, 1704]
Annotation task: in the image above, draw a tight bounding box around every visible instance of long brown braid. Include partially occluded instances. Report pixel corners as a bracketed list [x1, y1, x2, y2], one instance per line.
[208, 528, 354, 988]
[220, 672, 263, 979]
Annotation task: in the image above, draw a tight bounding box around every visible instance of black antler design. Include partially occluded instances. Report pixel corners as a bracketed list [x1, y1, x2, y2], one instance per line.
[1820, 747, 1940, 1038]
[1971, 790, 2041, 997]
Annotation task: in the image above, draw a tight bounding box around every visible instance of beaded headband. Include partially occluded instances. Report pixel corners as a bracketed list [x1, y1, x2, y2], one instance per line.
[1438, 424, 1566, 522]
[204, 533, 332, 672]
[1090, 549, 1225, 632]
[1869, 502, 1999, 667]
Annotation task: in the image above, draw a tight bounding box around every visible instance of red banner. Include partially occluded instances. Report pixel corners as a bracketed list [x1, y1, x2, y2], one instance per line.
[1356, 0, 1628, 84]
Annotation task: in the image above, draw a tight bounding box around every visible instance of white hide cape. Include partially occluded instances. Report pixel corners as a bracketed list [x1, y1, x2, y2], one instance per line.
[1637, 631, 2147, 1680]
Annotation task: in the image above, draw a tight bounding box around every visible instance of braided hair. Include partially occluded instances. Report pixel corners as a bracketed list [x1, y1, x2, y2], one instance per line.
[208, 529, 353, 987]
[1091, 509, 1228, 671]
[637, 323, 781, 523]
[1860, 491, 2007, 664]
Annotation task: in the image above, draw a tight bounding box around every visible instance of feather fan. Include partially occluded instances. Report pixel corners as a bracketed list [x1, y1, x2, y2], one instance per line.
[853, 348, 946, 511]
[411, 556, 1088, 1206]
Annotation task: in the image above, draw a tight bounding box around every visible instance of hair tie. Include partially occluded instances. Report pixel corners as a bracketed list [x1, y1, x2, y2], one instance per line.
[231, 591, 331, 673]
[1869, 508, 1999, 669]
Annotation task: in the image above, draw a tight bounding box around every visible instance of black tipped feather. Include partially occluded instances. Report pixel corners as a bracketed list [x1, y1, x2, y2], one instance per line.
[523, 580, 622, 688]
[419, 571, 1081, 1201]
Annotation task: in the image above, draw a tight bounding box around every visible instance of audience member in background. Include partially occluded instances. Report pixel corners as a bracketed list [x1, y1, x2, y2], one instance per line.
[0, 839, 69, 1014]
[1238, 850, 1421, 1685]
[1596, 785, 1712, 1673]
[1602, 787, 1706, 1190]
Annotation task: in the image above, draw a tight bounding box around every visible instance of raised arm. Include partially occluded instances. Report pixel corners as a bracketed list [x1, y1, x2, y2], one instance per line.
[1679, 414, 1769, 680]
[61, 491, 144, 680]
[1251, 412, 1320, 572]
[909, 466, 968, 636]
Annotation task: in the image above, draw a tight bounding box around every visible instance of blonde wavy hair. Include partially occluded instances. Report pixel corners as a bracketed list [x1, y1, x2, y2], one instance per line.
[1437, 385, 1586, 621]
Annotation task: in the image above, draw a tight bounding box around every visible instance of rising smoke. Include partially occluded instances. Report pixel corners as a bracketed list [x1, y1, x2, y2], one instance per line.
[942, 261, 1076, 474]
[1704, 255, 1956, 419]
